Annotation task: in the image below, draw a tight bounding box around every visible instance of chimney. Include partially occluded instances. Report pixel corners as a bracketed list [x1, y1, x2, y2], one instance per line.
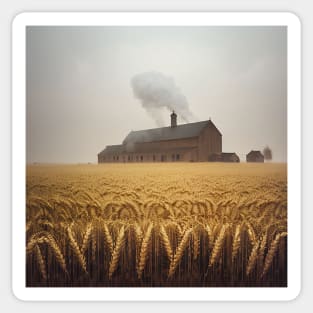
[171, 111, 177, 127]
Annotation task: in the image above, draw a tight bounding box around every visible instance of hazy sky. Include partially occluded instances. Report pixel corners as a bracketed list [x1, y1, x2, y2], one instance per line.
[26, 26, 287, 163]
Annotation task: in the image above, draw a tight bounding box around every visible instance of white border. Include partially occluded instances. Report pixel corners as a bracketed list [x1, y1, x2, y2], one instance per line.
[12, 12, 301, 301]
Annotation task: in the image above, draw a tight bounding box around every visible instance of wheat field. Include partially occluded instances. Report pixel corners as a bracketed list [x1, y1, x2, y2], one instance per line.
[26, 163, 287, 287]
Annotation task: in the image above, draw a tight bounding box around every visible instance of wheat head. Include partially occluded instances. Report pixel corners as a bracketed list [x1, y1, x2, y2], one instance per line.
[108, 225, 125, 279]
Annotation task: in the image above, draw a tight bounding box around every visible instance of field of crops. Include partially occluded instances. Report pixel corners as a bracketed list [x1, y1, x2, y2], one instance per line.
[26, 163, 287, 287]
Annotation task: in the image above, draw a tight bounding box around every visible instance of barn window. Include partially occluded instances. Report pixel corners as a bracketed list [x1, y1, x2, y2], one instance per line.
[176, 154, 180, 161]
[140, 155, 143, 161]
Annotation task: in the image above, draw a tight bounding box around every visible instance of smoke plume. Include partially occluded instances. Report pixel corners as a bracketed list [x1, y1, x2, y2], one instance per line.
[131, 71, 196, 126]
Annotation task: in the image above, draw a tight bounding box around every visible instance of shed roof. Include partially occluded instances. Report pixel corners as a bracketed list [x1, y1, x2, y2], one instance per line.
[247, 150, 263, 157]
[122, 119, 221, 144]
[221, 152, 238, 157]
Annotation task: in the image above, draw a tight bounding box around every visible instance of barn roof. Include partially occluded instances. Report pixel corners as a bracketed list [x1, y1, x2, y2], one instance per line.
[98, 145, 124, 155]
[122, 120, 221, 144]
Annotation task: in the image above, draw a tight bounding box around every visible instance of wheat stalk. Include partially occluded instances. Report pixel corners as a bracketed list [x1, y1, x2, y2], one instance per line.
[45, 233, 68, 275]
[258, 228, 268, 263]
[192, 229, 200, 260]
[27, 232, 68, 276]
[168, 228, 192, 278]
[81, 222, 93, 254]
[137, 223, 153, 279]
[26, 234, 42, 254]
[108, 225, 125, 279]
[67, 224, 87, 274]
[103, 223, 114, 255]
[209, 224, 229, 267]
[35, 244, 47, 281]
[159, 225, 173, 261]
[245, 221, 257, 245]
[232, 223, 241, 262]
[246, 241, 260, 276]
[261, 232, 287, 278]
[134, 223, 143, 245]
[91, 227, 97, 263]
[205, 224, 214, 248]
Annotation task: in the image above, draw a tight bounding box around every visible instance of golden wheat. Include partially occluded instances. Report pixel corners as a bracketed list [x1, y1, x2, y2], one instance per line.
[103, 222, 114, 255]
[209, 224, 229, 267]
[108, 225, 125, 279]
[232, 223, 242, 262]
[262, 232, 288, 278]
[26, 163, 287, 287]
[159, 224, 173, 261]
[168, 228, 192, 278]
[246, 241, 260, 276]
[192, 229, 200, 260]
[35, 244, 47, 281]
[67, 224, 87, 273]
[137, 223, 153, 279]
[81, 222, 93, 254]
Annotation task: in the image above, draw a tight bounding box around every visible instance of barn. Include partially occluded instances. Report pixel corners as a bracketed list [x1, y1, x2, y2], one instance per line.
[98, 112, 222, 163]
[246, 150, 264, 163]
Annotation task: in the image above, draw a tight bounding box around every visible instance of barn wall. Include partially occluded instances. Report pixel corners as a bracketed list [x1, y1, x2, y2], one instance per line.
[98, 137, 199, 163]
[134, 137, 198, 151]
[98, 149, 197, 163]
[181, 149, 198, 162]
[197, 124, 222, 161]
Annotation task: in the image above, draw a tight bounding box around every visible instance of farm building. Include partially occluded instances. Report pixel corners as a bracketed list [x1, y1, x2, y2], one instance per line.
[208, 152, 240, 163]
[98, 111, 223, 163]
[246, 150, 264, 163]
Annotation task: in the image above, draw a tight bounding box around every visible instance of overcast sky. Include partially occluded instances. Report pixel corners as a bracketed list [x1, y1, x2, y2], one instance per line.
[26, 26, 287, 163]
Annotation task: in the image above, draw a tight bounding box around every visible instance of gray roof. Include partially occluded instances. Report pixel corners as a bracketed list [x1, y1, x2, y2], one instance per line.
[99, 145, 124, 155]
[122, 120, 221, 144]
[221, 152, 238, 156]
[247, 150, 263, 157]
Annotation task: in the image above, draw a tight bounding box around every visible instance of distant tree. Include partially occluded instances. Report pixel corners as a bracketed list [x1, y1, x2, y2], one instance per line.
[263, 146, 272, 161]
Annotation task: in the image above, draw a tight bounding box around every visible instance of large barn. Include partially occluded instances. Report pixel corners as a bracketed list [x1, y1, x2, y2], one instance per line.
[98, 112, 222, 163]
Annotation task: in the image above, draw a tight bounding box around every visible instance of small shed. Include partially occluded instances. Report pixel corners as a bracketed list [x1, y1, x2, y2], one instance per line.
[246, 150, 264, 163]
[221, 152, 240, 163]
[208, 152, 240, 163]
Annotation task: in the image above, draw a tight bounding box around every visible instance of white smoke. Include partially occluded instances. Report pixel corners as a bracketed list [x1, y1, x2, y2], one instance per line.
[131, 71, 196, 126]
